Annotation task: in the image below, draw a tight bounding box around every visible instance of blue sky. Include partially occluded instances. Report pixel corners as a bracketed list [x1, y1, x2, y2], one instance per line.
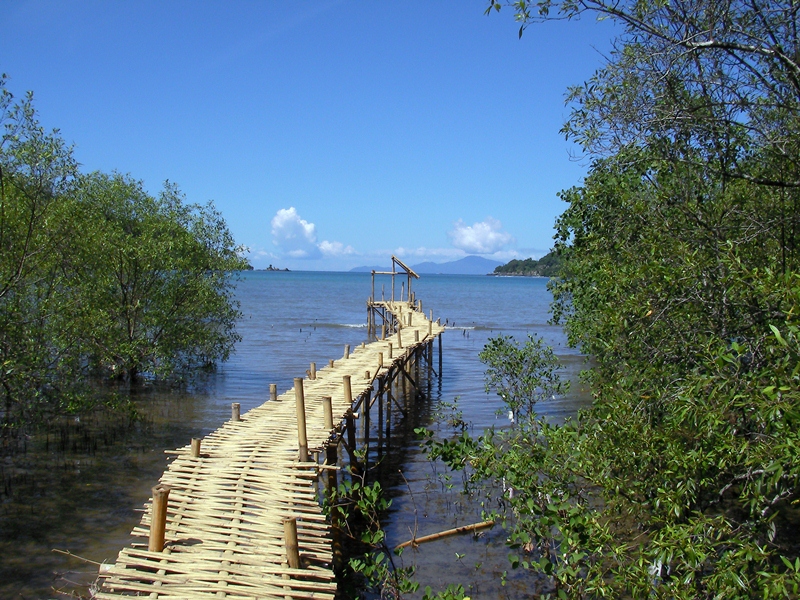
[2, 1, 616, 271]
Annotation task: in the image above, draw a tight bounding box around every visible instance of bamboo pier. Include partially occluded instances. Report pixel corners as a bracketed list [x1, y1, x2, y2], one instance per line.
[97, 258, 444, 599]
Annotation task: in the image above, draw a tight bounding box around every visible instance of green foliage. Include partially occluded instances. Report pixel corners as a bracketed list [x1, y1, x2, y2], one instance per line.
[468, 2, 800, 596]
[326, 471, 419, 598]
[479, 334, 567, 425]
[0, 75, 246, 433]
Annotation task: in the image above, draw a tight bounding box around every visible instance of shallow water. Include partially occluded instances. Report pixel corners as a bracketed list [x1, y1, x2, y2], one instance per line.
[0, 271, 590, 598]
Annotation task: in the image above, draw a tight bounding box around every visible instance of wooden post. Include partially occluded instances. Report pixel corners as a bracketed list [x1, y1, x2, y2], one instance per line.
[415, 330, 419, 343]
[284, 516, 301, 569]
[329, 359, 335, 368]
[365, 370, 371, 379]
[270, 383, 278, 402]
[429, 318, 432, 336]
[439, 333, 443, 374]
[344, 344, 350, 359]
[294, 378, 309, 462]
[191, 438, 201, 458]
[148, 484, 170, 552]
[323, 396, 333, 430]
[388, 342, 393, 359]
[231, 402, 241, 421]
[397, 328, 403, 349]
[310, 362, 316, 380]
[381, 323, 386, 340]
[343, 375, 352, 406]
[378, 352, 383, 368]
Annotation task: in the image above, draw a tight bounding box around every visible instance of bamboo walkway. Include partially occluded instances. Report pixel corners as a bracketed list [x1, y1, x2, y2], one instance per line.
[97, 299, 444, 599]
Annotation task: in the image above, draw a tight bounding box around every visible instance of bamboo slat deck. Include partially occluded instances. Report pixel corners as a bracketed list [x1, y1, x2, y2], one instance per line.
[97, 300, 444, 599]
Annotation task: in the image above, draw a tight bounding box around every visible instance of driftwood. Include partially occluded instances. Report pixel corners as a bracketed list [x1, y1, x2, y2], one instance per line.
[395, 520, 495, 549]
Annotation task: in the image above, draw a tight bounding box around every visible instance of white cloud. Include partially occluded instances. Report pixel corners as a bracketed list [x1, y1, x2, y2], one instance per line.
[270, 207, 356, 260]
[447, 217, 514, 254]
[319, 240, 356, 257]
[270, 207, 321, 259]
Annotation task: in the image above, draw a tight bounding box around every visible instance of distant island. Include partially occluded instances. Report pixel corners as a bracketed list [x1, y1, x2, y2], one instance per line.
[491, 251, 562, 277]
[264, 264, 290, 272]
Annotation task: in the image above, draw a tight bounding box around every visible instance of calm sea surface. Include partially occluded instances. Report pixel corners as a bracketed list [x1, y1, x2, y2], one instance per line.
[0, 271, 590, 598]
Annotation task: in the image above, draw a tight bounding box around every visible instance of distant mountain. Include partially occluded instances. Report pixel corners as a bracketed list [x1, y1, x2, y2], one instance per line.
[349, 265, 390, 273]
[349, 256, 502, 275]
[412, 256, 502, 275]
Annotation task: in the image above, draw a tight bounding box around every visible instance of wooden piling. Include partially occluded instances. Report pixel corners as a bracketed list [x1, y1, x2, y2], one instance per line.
[388, 342, 393, 359]
[343, 375, 352, 406]
[148, 484, 171, 552]
[310, 362, 317, 380]
[439, 333, 443, 374]
[323, 396, 333, 430]
[378, 352, 383, 368]
[231, 403, 241, 421]
[294, 378, 309, 462]
[270, 383, 278, 402]
[344, 344, 350, 359]
[283, 517, 301, 569]
[329, 359, 335, 368]
[191, 438, 201, 458]
[415, 330, 419, 342]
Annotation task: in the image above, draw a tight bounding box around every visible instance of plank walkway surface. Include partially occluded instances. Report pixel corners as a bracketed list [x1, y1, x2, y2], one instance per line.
[97, 301, 444, 599]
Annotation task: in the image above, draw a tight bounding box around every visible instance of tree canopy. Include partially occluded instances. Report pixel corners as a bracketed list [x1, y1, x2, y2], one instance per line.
[428, 2, 800, 596]
[0, 76, 247, 433]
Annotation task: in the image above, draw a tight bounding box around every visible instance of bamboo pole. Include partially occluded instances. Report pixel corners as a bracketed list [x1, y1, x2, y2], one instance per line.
[439, 333, 443, 373]
[283, 517, 301, 569]
[343, 375, 352, 406]
[322, 396, 333, 430]
[395, 520, 495, 549]
[148, 484, 171, 552]
[294, 378, 309, 462]
[231, 403, 241, 421]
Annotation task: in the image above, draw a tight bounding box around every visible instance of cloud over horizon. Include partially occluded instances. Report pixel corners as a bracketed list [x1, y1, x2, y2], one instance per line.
[270, 207, 355, 260]
[447, 217, 514, 254]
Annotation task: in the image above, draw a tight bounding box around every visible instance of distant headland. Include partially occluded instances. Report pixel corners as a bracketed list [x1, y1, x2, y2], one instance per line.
[490, 251, 562, 277]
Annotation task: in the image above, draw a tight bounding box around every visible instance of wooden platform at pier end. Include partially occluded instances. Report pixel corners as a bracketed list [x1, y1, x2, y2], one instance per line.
[96, 297, 444, 600]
